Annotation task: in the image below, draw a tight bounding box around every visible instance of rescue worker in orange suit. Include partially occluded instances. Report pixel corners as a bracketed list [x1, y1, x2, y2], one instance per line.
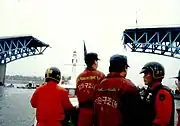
[94, 54, 142, 126]
[76, 52, 105, 126]
[30, 67, 76, 126]
[139, 62, 174, 126]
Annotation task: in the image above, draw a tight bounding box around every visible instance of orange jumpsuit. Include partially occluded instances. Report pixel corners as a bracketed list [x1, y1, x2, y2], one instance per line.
[30, 81, 74, 126]
[76, 68, 105, 126]
[153, 89, 174, 126]
[142, 82, 174, 126]
[94, 72, 142, 126]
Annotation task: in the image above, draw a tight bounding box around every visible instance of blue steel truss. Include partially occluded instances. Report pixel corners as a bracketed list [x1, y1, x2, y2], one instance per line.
[0, 36, 50, 64]
[123, 27, 180, 59]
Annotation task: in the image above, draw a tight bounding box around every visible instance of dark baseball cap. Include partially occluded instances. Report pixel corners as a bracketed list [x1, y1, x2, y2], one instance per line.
[110, 54, 129, 67]
[85, 52, 100, 63]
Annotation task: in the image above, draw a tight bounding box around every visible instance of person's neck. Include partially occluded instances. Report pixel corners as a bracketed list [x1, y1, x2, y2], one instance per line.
[87, 65, 97, 70]
[148, 81, 161, 90]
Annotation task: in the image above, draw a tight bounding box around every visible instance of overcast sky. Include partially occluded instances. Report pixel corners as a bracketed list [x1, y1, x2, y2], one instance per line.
[0, 0, 180, 87]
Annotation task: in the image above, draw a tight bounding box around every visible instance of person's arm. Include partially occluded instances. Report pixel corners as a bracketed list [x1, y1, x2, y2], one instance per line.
[99, 72, 106, 82]
[30, 89, 39, 108]
[62, 90, 75, 110]
[121, 81, 143, 126]
[94, 72, 105, 92]
[153, 89, 173, 126]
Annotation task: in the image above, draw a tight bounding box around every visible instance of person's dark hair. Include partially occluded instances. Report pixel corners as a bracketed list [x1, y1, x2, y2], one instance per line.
[85, 52, 99, 67]
[109, 64, 125, 72]
[86, 60, 95, 67]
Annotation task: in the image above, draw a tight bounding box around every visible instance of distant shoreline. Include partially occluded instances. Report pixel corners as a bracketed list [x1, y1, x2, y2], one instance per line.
[5, 74, 72, 85]
[5, 75, 44, 84]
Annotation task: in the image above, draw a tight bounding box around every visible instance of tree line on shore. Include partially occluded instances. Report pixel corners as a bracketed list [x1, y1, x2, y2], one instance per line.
[5, 75, 44, 84]
[5, 75, 72, 84]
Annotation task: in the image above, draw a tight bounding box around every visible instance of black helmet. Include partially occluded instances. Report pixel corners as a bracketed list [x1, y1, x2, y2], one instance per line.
[140, 62, 165, 80]
[109, 54, 129, 72]
[45, 67, 61, 83]
[172, 70, 180, 80]
[85, 52, 100, 64]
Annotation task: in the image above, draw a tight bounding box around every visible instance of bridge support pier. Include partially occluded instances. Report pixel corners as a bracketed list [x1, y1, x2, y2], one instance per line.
[0, 64, 6, 86]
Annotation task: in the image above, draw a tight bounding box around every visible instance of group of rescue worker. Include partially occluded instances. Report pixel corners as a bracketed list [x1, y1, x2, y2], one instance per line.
[30, 52, 179, 126]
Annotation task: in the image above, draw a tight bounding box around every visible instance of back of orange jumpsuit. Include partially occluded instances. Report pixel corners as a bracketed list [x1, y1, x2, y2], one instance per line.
[30, 81, 74, 126]
[76, 68, 105, 126]
[94, 73, 142, 126]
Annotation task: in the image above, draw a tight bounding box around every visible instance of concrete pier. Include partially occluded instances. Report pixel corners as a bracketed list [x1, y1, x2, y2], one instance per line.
[0, 64, 6, 86]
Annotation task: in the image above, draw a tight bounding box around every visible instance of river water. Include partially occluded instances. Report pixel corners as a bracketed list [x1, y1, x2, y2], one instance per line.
[0, 86, 179, 126]
[0, 86, 35, 126]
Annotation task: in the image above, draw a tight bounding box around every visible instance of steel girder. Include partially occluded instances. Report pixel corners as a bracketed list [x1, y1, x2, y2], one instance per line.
[0, 36, 50, 64]
[123, 27, 180, 59]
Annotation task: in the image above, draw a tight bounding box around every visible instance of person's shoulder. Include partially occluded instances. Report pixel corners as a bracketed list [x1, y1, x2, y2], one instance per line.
[158, 87, 173, 98]
[57, 86, 70, 95]
[99, 77, 108, 84]
[57, 86, 67, 91]
[96, 70, 104, 74]
[157, 85, 173, 96]
[125, 79, 136, 86]
[123, 79, 138, 92]
[120, 78, 132, 85]
[76, 71, 88, 83]
[35, 84, 45, 90]
[77, 70, 87, 78]
[33, 85, 45, 95]
[155, 89, 173, 103]
[95, 70, 105, 78]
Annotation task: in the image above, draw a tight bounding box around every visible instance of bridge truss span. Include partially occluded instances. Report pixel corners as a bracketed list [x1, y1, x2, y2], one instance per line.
[123, 27, 180, 59]
[0, 36, 50, 64]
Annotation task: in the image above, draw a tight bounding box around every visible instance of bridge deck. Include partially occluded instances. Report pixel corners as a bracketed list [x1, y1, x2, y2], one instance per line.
[0, 36, 49, 51]
[0, 35, 50, 64]
[123, 26, 180, 59]
[123, 27, 180, 44]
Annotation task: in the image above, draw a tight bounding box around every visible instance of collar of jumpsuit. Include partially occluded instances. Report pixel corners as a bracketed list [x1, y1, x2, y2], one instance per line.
[148, 81, 161, 90]
[85, 67, 96, 71]
[107, 72, 125, 78]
